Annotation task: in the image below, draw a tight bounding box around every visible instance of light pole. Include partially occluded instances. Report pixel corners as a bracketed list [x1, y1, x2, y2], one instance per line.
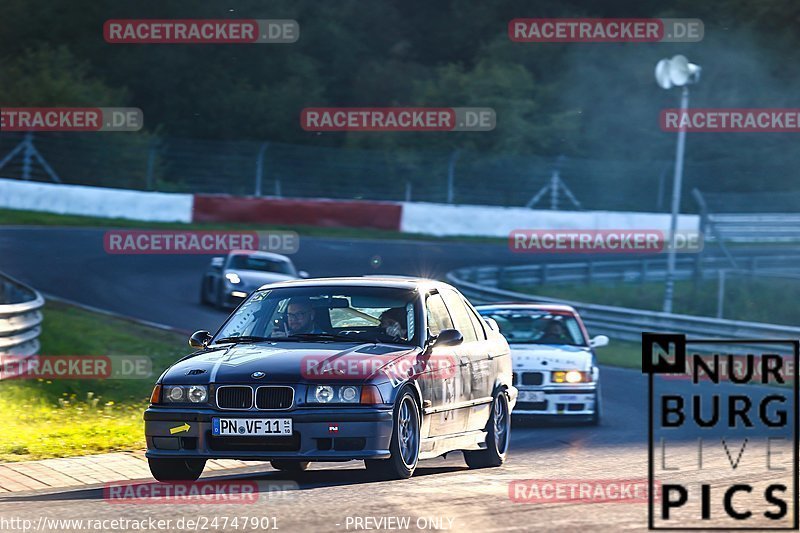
[655, 55, 701, 314]
[446, 149, 461, 204]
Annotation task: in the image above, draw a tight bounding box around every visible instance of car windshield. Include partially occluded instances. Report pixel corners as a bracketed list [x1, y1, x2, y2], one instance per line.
[214, 285, 419, 346]
[480, 309, 586, 346]
[228, 255, 295, 275]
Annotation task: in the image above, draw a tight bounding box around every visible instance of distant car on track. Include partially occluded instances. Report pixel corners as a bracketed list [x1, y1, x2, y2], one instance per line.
[200, 250, 308, 308]
[476, 303, 608, 425]
[146, 277, 516, 481]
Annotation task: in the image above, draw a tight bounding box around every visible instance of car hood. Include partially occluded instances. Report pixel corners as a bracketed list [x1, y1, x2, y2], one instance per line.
[509, 344, 593, 371]
[162, 342, 419, 384]
[226, 269, 295, 288]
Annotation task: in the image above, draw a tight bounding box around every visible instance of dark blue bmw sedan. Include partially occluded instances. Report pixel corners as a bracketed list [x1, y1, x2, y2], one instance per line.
[145, 277, 516, 481]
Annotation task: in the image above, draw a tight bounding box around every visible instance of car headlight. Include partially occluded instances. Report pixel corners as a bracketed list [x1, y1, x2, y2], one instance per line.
[188, 385, 208, 403]
[551, 370, 590, 383]
[339, 385, 359, 402]
[225, 272, 241, 284]
[166, 386, 185, 402]
[307, 385, 361, 404]
[162, 385, 209, 404]
[314, 385, 334, 403]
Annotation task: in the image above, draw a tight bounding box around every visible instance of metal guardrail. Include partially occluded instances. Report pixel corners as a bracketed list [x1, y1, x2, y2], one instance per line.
[0, 272, 44, 356]
[448, 265, 800, 355]
[467, 254, 800, 288]
[708, 213, 800, 242]
[707, 214, 800, 243]
[694, 188, 800, 244]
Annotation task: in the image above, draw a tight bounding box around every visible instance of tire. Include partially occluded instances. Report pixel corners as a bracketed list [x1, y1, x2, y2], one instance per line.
[148, 458, 206, 481]
[200, 279, 210, 306]
[364, 389, 420, 480]
[270, 460, 310, 472]
[588, 388, 602, 426]
[464, 391, 510, 469]
[215, 280, 226, 309]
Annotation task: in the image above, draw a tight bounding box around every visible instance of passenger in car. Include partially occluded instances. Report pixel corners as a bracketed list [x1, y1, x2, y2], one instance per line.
[379, 307, 408, 339]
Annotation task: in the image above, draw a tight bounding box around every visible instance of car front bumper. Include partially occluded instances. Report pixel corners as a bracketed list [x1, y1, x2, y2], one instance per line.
[513, 384, 598, 416]
[144, 406, 393, 461]
[220, 289, 249, 308]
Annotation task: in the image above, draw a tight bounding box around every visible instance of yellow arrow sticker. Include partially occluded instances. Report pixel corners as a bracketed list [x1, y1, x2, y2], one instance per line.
[169, 423, 191, 435]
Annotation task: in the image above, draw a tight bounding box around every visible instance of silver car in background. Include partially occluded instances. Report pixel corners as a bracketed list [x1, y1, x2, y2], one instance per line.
[200, 250, 308, 308]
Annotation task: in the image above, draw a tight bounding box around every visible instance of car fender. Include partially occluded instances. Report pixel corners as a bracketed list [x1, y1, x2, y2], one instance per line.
[492, 379, 516, 403]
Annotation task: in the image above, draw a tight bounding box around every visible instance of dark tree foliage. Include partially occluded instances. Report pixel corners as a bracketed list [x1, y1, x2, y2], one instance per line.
[1, 0, 798, 198]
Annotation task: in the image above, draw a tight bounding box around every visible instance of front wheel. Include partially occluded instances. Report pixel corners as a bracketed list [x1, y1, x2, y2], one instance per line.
[270, 460, 310, 472]
[464, 391, 510, 469]
[148, 458, 206, 481]
[364, 390, 420, 480]
[215, 280, 226, 309]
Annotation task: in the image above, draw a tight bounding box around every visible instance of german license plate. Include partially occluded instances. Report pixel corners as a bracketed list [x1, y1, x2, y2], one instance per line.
[518, 390, 545, 402]
[212, 418, 292, 436]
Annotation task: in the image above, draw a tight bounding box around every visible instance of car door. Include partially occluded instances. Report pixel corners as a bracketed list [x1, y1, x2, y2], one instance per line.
[422, 291, 469, 438]
[467, 299, 510, 428]
[440, 289, 495, 433]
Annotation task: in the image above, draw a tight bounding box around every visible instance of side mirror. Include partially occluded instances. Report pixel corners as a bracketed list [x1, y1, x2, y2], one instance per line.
[431, 329, 463, 348]
[210, 257, 224, 270]
[189, 330, 213, 349]
[298, 270, 310, 279]
[589, 335, 609, 348]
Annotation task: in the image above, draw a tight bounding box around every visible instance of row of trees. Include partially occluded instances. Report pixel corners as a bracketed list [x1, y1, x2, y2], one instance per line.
[1, 0, 799, 197]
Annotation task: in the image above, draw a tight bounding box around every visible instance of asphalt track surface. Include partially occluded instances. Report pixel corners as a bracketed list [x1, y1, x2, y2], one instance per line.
[0, 227, 797, 532]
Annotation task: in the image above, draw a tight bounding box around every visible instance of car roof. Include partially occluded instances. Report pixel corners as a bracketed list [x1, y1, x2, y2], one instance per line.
[228, 250, 291, 261]
[475, 302, 579, 314]
[255, 276, 456, 292]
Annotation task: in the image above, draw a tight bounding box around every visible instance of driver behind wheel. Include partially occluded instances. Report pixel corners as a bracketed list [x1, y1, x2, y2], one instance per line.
[538, 320, 569, 344]
[285, 297, 318, 335]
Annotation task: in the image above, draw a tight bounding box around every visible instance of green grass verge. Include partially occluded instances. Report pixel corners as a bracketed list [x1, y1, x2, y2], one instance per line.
[0, 299, 643, 463]
[0, 207, 504, 244]
[0, 301, 186, 462]
[509, 276, 800, 326]
[594, 340, 641, 370]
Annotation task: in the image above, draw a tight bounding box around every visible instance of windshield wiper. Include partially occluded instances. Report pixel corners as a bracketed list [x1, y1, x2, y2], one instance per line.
[273, 332, 388, 343]
[273, 333, 350, 342]
[274, 332, 409, 344]
[213, 335, 272, 345]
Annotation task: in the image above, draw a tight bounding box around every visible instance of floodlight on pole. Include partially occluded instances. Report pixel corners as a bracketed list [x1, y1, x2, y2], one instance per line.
[655, 55, 701, 314]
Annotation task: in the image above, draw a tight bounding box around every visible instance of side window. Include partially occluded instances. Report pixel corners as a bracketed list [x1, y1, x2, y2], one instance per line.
[565, 318, 586, 345]
[425, 293, 454, 337]
[440, 290, 478, 343]
[466, 303, 488, 340]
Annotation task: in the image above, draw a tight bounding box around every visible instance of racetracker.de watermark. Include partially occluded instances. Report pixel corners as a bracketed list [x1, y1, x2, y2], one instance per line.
[509, 479, 659, 503]
[0, 108, 142, 132]
[104, 19, 298, 43]
[103, 480, 298, 504]
[301, 108, 495, 131]
[0, 355, 152, 380]
[509, 229, 703, 254]
[301, 353, 458, 382]
[509, 18, 703, 42]
[103, 230, 299, 254]
[661, 109, 800, 132]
